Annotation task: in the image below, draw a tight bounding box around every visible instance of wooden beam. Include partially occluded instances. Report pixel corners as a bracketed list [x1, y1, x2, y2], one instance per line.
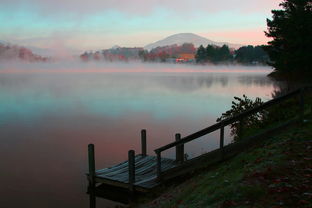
[88, 144, 96, 208]
[88, 144, 96, 187]
[175, 133, 184, 163]
[156, 152, 161, 180]
[141, 129, 147, 156]
[128, 150, 135, 192]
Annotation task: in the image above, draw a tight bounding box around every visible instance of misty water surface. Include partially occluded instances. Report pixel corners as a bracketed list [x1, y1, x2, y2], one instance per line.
[0, 64, 279, 207]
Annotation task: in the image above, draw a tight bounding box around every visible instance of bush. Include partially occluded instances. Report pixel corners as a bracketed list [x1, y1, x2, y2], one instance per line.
[217, 95, 268, 142]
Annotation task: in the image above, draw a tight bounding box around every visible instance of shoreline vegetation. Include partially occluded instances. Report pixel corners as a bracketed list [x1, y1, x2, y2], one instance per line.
[79, 44, 269, 66]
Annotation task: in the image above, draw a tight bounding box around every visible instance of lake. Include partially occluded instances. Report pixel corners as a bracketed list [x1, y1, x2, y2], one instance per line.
[0, 64, 279, 207]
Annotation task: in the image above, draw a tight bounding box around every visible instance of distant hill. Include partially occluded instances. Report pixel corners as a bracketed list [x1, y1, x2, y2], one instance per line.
[144, 33, 242, 51]
[80, 47, 144, 62]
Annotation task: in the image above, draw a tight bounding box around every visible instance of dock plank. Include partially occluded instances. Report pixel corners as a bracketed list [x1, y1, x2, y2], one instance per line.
[94, 155, 177, 190]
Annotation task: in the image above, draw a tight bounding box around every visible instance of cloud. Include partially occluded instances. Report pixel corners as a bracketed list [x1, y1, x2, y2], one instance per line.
[0, 0, 280, 51]
[1, 0, 280, 17]
[200, 28, 270, 45]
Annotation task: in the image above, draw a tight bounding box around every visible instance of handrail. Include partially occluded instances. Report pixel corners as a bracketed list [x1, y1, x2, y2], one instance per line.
[155, 88, 302, 154]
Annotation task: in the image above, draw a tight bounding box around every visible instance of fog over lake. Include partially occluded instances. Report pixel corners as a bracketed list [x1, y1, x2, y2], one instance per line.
[0, 63, 279, 207]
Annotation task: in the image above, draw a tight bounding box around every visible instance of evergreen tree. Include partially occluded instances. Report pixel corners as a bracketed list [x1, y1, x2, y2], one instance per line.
[218, 45, 232, 62]
[195, 45, 207, 63]
[206, 45, 216, 62]
[235, 45, 269, 64]
[254, 46, 269, 63]
[235, 45, 255, 63]
[264, 0, 312, 75]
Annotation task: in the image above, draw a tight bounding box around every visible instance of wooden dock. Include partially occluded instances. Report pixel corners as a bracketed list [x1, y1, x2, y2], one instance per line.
[93, 154, 177, 192]
[86, 87, 310, 206]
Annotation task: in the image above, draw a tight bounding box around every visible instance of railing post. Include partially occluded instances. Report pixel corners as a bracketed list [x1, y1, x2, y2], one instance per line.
[128, 150, 135, 192]
[156, 151, 162, 180]
[220, 122, 224, 159]
[141, 129, 147, 156]
[88, 144, 96, 187]
[175, 133, 184, 163]
[88, 144, 96, 208]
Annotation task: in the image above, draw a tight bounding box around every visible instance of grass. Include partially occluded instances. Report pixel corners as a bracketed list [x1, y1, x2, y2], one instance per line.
[135, 114, 312, 208]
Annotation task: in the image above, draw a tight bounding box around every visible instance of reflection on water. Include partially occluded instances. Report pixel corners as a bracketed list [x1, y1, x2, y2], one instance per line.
[0, 69, 280, 207]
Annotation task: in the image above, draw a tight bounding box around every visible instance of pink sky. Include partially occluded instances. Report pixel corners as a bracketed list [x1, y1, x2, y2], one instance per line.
[0, 0, 280, 53]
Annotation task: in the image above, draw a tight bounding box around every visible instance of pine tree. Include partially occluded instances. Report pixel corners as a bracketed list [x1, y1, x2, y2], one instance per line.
[264, 0, 312, 75]
[195, 45, 207, 63]
[206, 45, 216, 63]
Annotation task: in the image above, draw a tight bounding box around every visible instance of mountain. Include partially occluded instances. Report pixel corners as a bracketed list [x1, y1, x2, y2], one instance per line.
[144, 33, 242, 51]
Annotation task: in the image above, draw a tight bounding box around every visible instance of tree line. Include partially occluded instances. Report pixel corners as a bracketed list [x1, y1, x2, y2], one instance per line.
[195, 44, 269, 65]
[264, 0, 312, 77]
[139, 43, 196, 62]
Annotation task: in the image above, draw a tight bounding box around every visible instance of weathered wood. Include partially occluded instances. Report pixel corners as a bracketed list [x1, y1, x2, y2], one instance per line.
[88, 144, 96, 188]
[94, 155, 176, 191]
[96, 155, 150, 175]
[94, 184, 131, 204]
[89, 190, 96, 208]
[93, 114, 296, 194]
[156, 152, 161, 179]
[220, 122, 224, 149]
[175, 133, 184, 163]
[88, 144, 96, 208]
[141, 129, 147, 156]
[160, 118, 299, 181]
[128, 150, 135, 192]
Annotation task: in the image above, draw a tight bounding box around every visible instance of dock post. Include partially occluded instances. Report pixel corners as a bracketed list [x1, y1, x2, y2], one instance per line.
[220, 122, 224, 159]
[128, 150, 135, 192]
[88, 144, 96, 186]
[175, 133, 184, 163]
[88, 144, 96, 208]
[156, 151, 162, 180]
[141, 129, 147, 156]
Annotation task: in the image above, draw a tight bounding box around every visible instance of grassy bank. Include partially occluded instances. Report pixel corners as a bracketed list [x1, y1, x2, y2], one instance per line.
[135, 114, 312, 208]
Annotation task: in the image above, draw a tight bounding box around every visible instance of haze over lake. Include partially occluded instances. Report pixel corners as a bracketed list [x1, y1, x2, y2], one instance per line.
[0, 64, 280, 207]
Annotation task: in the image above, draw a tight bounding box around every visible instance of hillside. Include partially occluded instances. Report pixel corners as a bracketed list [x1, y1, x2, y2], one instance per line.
[144, 33, 242, 51]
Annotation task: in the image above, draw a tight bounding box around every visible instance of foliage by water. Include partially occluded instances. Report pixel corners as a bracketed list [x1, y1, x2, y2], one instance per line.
[195, 44, 268, 65]
[216, 95, 266, 142]
[216, 91, 303, 142]
[264, 0, 312, 76]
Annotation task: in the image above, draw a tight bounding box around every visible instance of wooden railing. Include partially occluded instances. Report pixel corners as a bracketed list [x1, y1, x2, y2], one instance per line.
[154, 87, 310, 179]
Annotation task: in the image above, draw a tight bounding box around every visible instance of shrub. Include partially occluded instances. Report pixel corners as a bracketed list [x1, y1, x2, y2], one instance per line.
[217, 95, 267, 142]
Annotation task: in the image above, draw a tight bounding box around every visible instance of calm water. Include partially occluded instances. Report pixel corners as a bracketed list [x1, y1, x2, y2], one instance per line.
[0, 65, 279, 207]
